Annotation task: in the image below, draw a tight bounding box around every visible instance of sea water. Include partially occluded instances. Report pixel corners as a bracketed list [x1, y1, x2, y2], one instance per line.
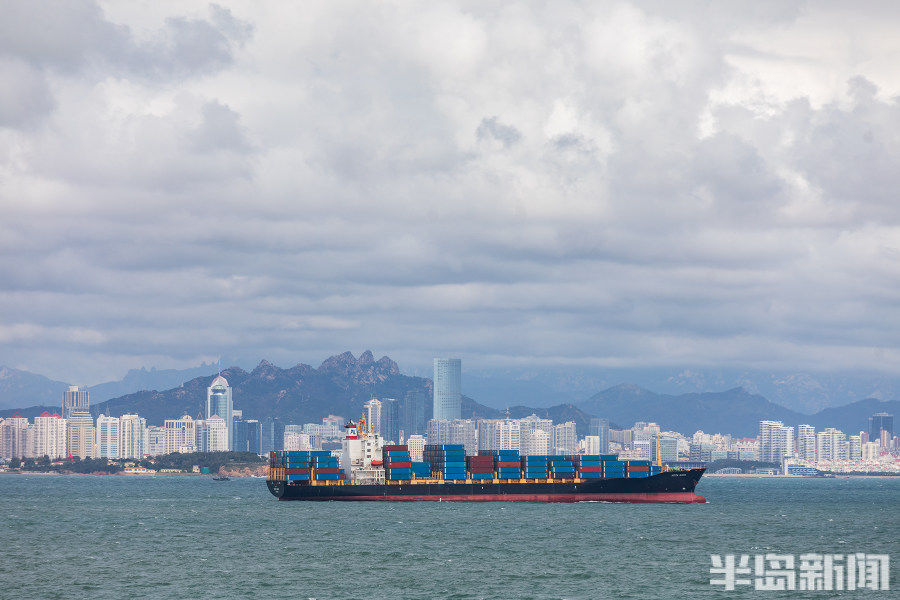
[1, 475, 896, 599]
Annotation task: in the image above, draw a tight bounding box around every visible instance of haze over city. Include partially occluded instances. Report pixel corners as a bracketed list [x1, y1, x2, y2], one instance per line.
[1, 1, 899, 388]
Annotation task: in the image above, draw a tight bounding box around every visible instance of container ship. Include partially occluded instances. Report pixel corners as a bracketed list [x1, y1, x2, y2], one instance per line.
[266, 417, 705, 503]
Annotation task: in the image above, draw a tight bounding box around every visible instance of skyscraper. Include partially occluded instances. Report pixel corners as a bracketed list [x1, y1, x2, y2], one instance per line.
[119, 414, 147, 459]
[382, 398, 400, 443]
[797, 424, 816, 461]
[33, 412, 67, 459]
[95, 415, 121, 459]
[402, 389, 426, 436]
[758, 420, 793, 463]
[62, 385, 89, 420]
[816, 428, 847, 462]
[164, 415, 196, 454]
[0, 414, 29, 460]
[207, 376, 233, 450]
[433, 358, 461, 421]
[589, 418, 610, 453]
[261, 417, 285, 453]
[868, 413, 893, 443]
[67, 411, 96, 459]
[364, 399, 382, 437]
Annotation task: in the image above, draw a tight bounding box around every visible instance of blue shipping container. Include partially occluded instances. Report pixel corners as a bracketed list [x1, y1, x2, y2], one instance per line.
[315, 473, 339, 480]
[471, 473, 493, 480]
[580, 472, 602, 478]
[286, 474, 309, 481]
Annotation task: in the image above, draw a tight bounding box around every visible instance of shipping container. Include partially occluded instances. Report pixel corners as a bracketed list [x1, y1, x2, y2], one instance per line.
[286, 474, 309, 481]
[580, 472, 603, 479]
[315, 467, 340, 474]
[285, 468, 310, 475]
[628, 472, 649, 478]
[384, 461, 412, 469]
[382, 445, 408, 452]
[578, 466, 603, 472]
[628, 460, 652, 466]
[316, 473, 339, 480]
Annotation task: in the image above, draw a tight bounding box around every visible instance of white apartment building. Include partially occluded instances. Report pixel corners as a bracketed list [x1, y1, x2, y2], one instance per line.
[32, 411, 67, 459]
[759, 420, 794, 463]
[95, 415, 121, 459]
[797, 424, 816, 461]
[119, 414, 148, 459]
[406, 434, 425, 462]
[164, 415, 196, 454]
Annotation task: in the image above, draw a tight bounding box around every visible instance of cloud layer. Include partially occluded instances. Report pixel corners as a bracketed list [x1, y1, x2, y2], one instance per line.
[1, 1, 899, 384]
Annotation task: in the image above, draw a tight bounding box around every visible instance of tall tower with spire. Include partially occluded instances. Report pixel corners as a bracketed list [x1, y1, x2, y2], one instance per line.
[207, 375, 233, 451]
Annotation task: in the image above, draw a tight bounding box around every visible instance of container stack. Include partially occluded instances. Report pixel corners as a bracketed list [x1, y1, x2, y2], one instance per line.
[521, 455, 550, 479]
[574, 454, 603, 479]
[601, 457, 626, 479]
[626, 460, 651, 478]
[549, 455, 575, 479]
[467, 455, 495, 480]
[495, 450, 522, 480]
[311, 452, 340, 481]
[383, 445, 412, 481]
[283, 450, 312, 482]
[649, 465, 662, 476]
[410, 461, 432, 478]
[424, 444, 466, 480]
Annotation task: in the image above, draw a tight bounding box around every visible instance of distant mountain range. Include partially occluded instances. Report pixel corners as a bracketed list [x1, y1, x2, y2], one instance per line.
[574, 384, 899, 438]
[1, 353, 895, 438]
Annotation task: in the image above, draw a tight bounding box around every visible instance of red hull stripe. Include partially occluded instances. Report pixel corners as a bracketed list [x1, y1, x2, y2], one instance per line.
[281, 492, 706, 503]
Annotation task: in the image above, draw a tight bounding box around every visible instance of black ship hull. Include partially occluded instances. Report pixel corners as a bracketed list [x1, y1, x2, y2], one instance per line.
[267, 469, 706, 503]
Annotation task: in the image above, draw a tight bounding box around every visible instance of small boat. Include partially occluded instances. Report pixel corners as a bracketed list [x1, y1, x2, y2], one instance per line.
[212, 476, 230, 481]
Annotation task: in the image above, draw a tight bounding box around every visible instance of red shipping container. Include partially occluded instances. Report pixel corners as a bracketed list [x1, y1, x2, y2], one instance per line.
[316, 468, 339, 474]
[497, 461, 520, 468]
[285, 468, 310, 475]
[382, 445, 409, 452]
[385, 462, 412, 469]
[578, 466, 603, 472]
[628, 466, 650, 472]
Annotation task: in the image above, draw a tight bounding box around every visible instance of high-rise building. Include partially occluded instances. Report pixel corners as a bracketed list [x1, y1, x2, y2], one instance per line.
[406, 434, 425, 462]
[868, 413, 893, 444]
[552, 422, 577, 455]
[476, 418, 521, 451]
[147, 426, 166, 456]
[205, 415, 228, 452]
[0, 413, 29, 460]
[95, 415, 121, 459]
[284, 431, 312, 451]
[589, 418, 610, 453]
[382, 398, 400, 443]
[650, 433, 678, 463]
[816, 428, 847, 462]
[32, 411, 67, 459]
[233, 417, 262, 453]
[164, 415, 196, 454]
[433, 358, 461, 421]
[261, 417, 285, 453]
[797, 424, 816, 462]
[67, 411, 96, 459]
[207, 376, 233, 450]
[119, 414, 147, 459]
[364, 399, 383, 437]
[758, 420, 793, 463]
[62, 386, 90, 420]
[402, 390, 427, 436]
[426, 418, 477, 454]
[848, 435, 862, 461]
[521, 428, 551, 456]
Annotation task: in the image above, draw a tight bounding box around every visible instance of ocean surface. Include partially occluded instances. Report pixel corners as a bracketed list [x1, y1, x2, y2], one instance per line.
[1, 475, 896, 599]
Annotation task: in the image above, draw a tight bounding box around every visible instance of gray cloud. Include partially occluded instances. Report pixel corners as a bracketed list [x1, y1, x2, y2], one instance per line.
[0, 1, 898, 384]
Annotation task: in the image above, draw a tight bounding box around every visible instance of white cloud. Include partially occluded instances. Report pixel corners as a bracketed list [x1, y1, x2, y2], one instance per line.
[1, 0, 898, 384]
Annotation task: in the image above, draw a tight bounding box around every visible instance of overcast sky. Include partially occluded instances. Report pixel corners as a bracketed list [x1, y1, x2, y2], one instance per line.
[1, 1, 899, 385]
